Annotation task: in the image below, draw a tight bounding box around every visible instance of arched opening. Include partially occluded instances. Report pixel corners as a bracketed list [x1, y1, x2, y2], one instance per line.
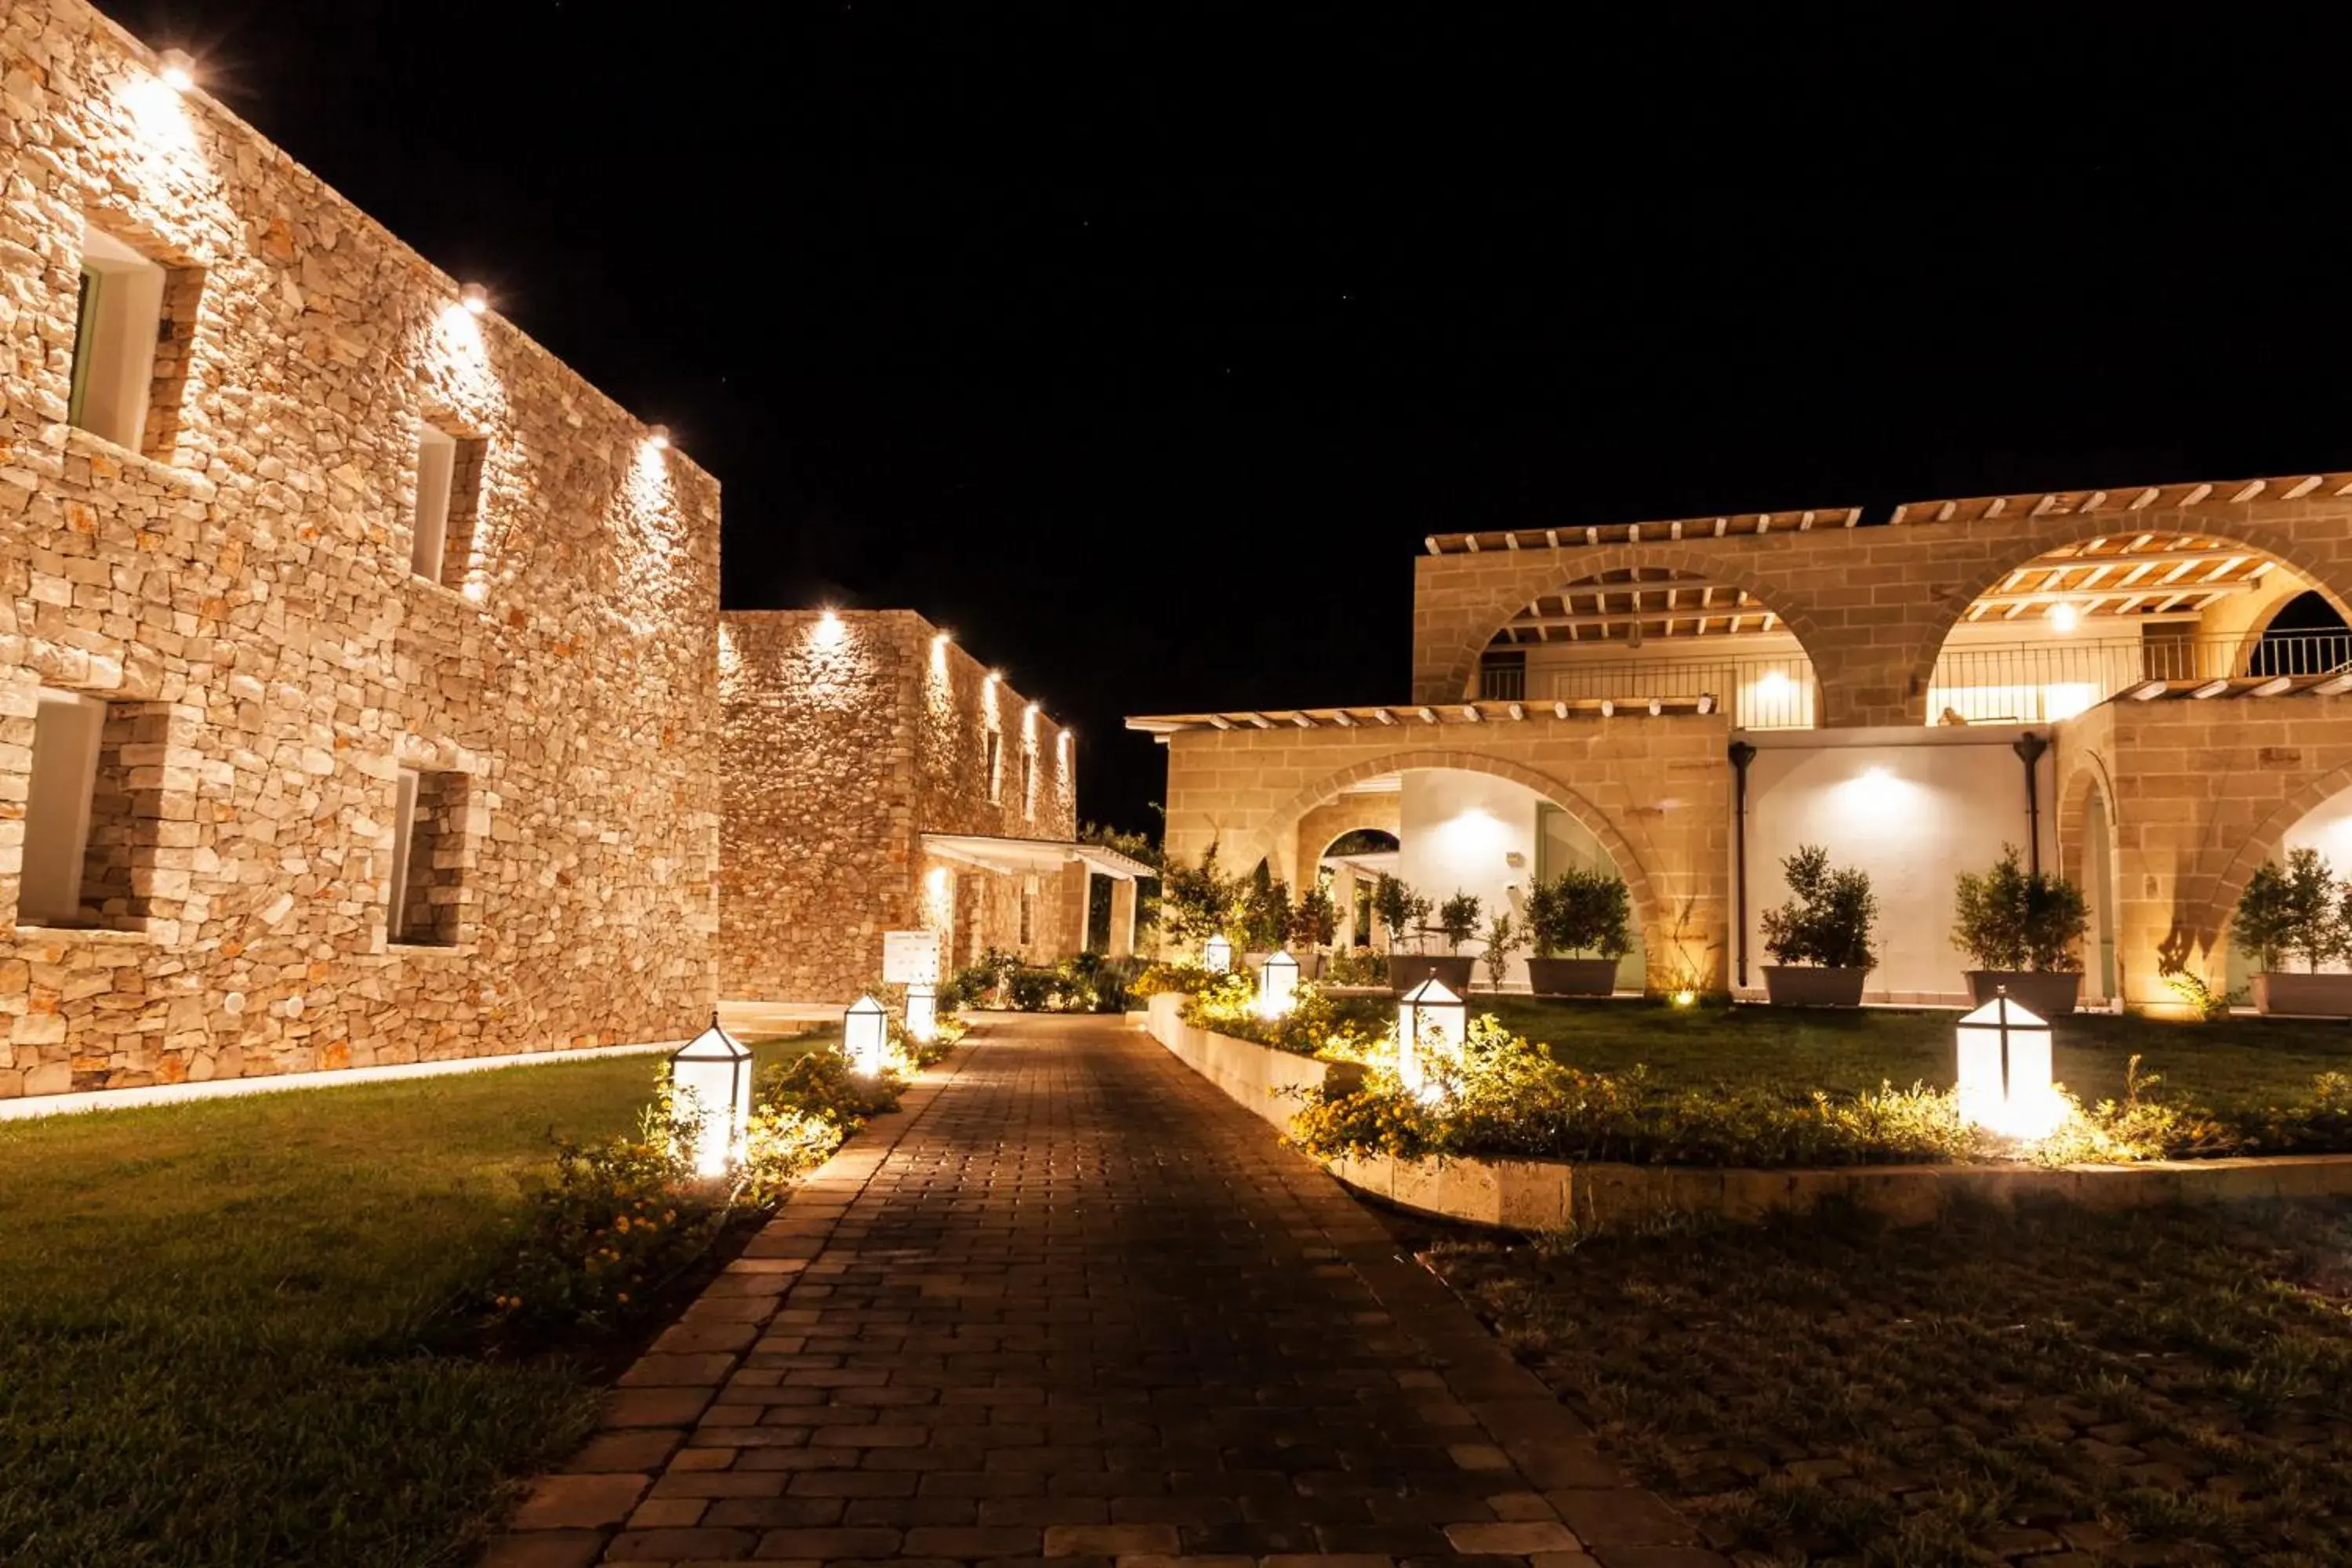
[2079, 784, 2118, 1004]
[2248, 590, 2352, 677]
[1925, 532, 2335, 725]
[2221, 777, 2352, 997]
[1479, 566, 1820, 728]
[1260, 753, 1668, 992]
[1316, 827, 1399, 949]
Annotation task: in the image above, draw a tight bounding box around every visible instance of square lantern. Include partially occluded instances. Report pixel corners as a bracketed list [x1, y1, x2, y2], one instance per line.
[904, 982, 938, 1044]
[1396, 977, 1467, 1101]
[1203, 934, 1232, 974]
[671, 1014, 753, 1178]
[844, 994, 890, 1077]
[1955, 989, 2061, 1139]
[1258, 949, 1301, 1018]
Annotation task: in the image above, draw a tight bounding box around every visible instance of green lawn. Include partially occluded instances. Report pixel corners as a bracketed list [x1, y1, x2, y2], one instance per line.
[0, 1035, 825, 1568]
[1431, 1199, 2352, 1566]
[1479, 997, 2352, 1109]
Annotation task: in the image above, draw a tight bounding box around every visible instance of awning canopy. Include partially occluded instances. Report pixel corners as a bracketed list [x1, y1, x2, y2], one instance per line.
[920, 832, 1154, 881]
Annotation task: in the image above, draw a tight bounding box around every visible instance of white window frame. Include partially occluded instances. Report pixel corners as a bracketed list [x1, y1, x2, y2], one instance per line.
[408, 423, 459, 583]
[984, 728, 1003, 805]
[19, 691, 106, 927]
[387, 768, 420, 942]
[67, 223, 166, 452]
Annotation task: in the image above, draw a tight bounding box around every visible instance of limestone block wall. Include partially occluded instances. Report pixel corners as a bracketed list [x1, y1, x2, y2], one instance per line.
[0, 1, 723, 1096]
[2054, 698, 2352, 1012]
[719, 610, 1076, 1000]
[1413, 499, 2352, 723]
[1160, 717, 1732, 989]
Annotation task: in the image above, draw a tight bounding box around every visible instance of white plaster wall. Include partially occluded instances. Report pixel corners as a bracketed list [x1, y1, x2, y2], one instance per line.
[1396, 769, 1541, 989]
[1744, 731, 2058, 1005]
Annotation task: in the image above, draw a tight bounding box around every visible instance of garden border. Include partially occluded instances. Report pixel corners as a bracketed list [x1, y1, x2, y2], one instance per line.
[1140, 994, 2352, 1229]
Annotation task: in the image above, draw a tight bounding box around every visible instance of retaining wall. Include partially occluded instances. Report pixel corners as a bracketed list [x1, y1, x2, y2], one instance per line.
[1142, 1000, 2352, 1229]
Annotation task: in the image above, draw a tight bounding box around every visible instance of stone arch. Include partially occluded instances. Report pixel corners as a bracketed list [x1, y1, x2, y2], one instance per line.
[1247, 748, 1667, 965]
[1911, 510, 2352, 721]
[2056, 750, 2121, 998]
[1433, 543, 1838, 711]
[2201, 756, 2352, 962]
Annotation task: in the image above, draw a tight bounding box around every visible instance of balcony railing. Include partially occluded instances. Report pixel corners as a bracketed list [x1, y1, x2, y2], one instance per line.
[1527, 630, 2352, 730]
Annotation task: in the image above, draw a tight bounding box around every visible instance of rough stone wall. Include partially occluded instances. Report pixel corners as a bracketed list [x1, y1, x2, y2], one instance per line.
[717, 612, 916, 1003]
[718, 610, 1079, 1000]
[0, 1, 722, 1096]
[1161, 718, 1732, 989]
[2054, 699, 2352, 1013]
[1413, 500, 2352, 721]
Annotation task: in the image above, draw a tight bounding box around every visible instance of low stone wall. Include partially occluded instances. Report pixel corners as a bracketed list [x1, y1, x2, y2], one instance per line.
[1142, 1002, 2352, 1229]
[1143, 993, 1328, 1131]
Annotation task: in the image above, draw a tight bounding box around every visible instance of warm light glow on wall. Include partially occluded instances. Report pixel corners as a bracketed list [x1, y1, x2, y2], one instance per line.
[1433, 806, 1508, 862]
[812, 608, 846, 648]
[645, 423, 671, 452]
[461, 282, 489, 316]
[2047, 602, 2079, 633]
[1837, 764, 1917, 812]
[158, 48, 196, 92]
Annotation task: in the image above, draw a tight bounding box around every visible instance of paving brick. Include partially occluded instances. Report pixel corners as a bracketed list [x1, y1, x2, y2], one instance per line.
[510, 1473, 648, 1530]
[532, 1019, 1705, 1568]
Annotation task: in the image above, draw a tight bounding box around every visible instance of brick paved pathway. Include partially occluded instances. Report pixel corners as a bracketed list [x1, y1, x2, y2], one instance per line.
[488, 1017, 1722, 1568]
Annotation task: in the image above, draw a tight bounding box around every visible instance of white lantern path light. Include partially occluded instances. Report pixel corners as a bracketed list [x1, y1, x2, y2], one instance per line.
[1203, 933, 1232, 975]
[670, 1013, 753, 1178]
[903, 982, 938, 1044]
[844, 994, 890, 1077]
[1258, 949, 1301, 1019]
[1396, 977, 1467, 1102]
[1955, 989, 2063, 1140]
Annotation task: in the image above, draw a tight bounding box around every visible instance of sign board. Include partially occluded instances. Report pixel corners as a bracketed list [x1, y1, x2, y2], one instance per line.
[882, 930, 942, 985]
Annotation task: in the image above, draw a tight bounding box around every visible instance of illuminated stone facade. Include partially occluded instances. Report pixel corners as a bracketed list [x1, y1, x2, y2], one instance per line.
[1144, 477, 2352, 1011]
[0, 2, 721, 1097]
[718, 611, 1104, 1004]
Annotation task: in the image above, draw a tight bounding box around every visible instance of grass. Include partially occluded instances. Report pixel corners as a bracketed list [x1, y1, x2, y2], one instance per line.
[0, 1033, 826, 1568]
[1479, 996, 2352, 1110]
[1430, 1199, 2352, 1566]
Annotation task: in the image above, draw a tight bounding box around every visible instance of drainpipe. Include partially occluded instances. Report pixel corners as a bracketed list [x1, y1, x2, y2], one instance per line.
[2013, 732, 2049, 875]
[1729, 741, 1756, 988]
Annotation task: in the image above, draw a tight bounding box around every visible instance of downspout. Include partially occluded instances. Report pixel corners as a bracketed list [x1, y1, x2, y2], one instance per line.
[2013, 732, 2049, 876]
[1729, 741, 1756, 989]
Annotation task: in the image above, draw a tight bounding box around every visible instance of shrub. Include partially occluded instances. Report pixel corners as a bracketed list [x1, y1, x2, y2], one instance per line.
[1951, 845, 2089, 972]
[1321, 946, 1390, 986]
[1181, 976, 1392, 1059]
[1134, 961, 1221, 999]
[1760, 844, 1877, 969]
[1291, 884, 1338, 952]
[1529, 866, 1632, 959]
[1480, 912, 1523, 990]
[2234, 848, 2351, 973]
[1161, 842, 1240, 950]
[1436, 891, 1483, 955]
[941, 948, 1018, 1008]
[1374, 877, 1430, 951]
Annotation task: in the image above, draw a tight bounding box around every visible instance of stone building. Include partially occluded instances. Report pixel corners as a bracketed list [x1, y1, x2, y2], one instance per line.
[0, 2, 722, 1098]
[718, 610, 1145, 1003]
[1134, 474, 2352, 1014]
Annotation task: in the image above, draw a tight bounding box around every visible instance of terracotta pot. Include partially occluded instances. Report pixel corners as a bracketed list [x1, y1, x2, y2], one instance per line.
[1762, 965, 1868, 1007]
[1388, 955, 1475, 995]
[1526, 956, 1618, 998]
[1964, 970, 2082, 1017]
[2253, 971, 2352, 1018]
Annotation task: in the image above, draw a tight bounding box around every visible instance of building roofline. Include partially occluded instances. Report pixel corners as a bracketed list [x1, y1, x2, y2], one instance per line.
[1125, 697, 1722, 735]
[1419, 468, 2352, 557]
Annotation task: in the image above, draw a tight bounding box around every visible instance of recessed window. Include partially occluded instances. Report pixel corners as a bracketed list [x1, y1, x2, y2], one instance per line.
[389, 768, 468, 946]
[67, 224, 167, 452]
[18, 692, 105, 927]
[408, 422, 488, 589]
[1018, 879, 1035, 947]
[984, 728, 1003, 805]
[1020, 748, 1036, 818]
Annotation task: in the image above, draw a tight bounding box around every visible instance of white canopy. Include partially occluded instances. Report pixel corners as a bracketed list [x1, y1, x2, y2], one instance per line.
[919, 832, 1152, 880]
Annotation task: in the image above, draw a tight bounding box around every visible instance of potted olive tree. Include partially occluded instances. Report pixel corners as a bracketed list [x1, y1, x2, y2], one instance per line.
[1951, 845, 2090, 1015]
[1290, 883, 1338, 978]
[2236, 848, 2352, 1016]
[1525, 866, 1632, 997]
[1238, 862, 1292, 976]
[1479, 910, 1524, 993]
[1375, 876, 1439, 992]
[1759, 844, 1877, 1007]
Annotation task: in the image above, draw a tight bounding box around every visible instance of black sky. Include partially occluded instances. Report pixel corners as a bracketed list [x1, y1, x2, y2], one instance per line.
[108, 2, 2352, 833]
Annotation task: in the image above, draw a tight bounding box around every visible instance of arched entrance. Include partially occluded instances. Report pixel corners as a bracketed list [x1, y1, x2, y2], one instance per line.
[1254, 750, 1688, 991]
[1314, 827, 1399, 950]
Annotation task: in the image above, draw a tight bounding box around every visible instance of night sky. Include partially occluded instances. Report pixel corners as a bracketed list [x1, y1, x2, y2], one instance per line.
[111, 2, 2352, 834]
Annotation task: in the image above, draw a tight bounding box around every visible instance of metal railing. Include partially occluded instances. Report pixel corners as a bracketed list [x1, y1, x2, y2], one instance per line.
[1526, 630, 2352, 730]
